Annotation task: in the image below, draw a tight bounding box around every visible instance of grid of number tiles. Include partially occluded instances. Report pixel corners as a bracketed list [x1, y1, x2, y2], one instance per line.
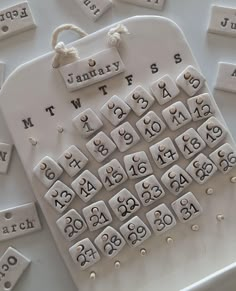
[33, 65, 236, 271]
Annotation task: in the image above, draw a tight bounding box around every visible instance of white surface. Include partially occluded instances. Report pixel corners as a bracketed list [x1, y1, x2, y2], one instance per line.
[0, 1, 236, 291]
[215, 62, 236, 93]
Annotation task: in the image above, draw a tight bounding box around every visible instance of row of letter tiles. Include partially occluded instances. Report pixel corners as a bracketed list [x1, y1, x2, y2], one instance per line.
[67, 191, 202, 270]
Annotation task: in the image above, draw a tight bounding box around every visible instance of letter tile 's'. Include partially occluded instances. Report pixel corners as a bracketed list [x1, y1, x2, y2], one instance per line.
[69, 238, 100, 270]
[0, 142, 13, 174]
[125, 85, 155, 116]
[176, 65, 206, 96]
[151, 74, 180, 105]
[209, 143, 236, 174]
[94, 226, 126, 258]
[58, 145, 88, 177]
[71, 170, 102, 202]
[73, 108, 103, 138]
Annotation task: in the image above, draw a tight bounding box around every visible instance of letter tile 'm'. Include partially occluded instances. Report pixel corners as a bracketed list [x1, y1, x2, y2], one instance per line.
[161, 165, 192, 196]
[33, 156, 63, 188]
[125, 85, 155, 116]
[86, 131, 116, 162]
[175, 128, 206, 160]
[146, 204, 176, 235]
[171, 192, 203, 223]
[94, 226, 126, 258]
[124, 151, 153, 179]
[120, 216, 151, 248]
[109, 188, 141, 221]
[0, 247, 30, 291]
[82, 201, 112, 231]
[149, 137, 179, 169]
[0, 142, 13, 174]
[151, 74, 180, 105]
[73, 108, 103, 138]
[176, 65, 206, 96]
[98, 159, 128, 191]
[58, 145, 88, 177]
[56, 209, 87, 242]
[135, 175, 165, 206]
[69, 238, 100, 270]
[162, 101, 192, 131]
[136, 111, 166, 143]
[44, 181, 75, 213]
[75, 0, 112, 21]
[209, 143, 236, 174]
[101, 95, 131, 126]
[197, 117, 227, 148]
[110, 121, 140, 152]
[187, 93, 215, 121]
[71, 170, 102, 202]
[186, 153, 217, 184]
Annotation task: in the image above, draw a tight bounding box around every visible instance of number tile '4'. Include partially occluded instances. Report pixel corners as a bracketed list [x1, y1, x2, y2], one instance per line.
[171, 192, 203, 223]
[124, 151, 153, 179]
[56, 209, 87, 241]
[69, 238, 100, 270]
[94, 226, 126, 258]
[108, 188, 141, 221]
[71, 170, 102, 203]
[82, 201, 112, 232]
[125, 85, 155, 116]
[146, 204, 176, 235]
[44, 181, 75, 213]
[209, 143, 236, 174]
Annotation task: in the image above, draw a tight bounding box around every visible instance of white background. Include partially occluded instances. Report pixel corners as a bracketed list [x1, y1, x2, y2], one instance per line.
[0, 0, 236, 290]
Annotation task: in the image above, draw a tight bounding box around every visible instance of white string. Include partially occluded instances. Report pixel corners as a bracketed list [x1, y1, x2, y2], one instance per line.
[107, 24, 129, 46]
[51, 24, 88, 68]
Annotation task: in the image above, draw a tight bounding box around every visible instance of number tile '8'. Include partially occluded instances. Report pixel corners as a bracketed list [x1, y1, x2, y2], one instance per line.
[44, 181, 75, 213]
[120, 216, 151, 248]
[34, 156, 63, 188]
[171, 192, 203, 223]
[56, 209, 87, 241]
[146, 204, 176, 235]
[94, 226, 126, 258]
[69, 238, 100, 270]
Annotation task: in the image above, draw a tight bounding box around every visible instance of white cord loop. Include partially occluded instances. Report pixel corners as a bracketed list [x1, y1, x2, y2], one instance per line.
[52, 24, 88, 68]
[107, 24, 129, 46]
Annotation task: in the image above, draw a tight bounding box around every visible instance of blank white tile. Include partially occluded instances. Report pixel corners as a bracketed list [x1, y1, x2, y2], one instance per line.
[120, 216, 151, 248]
[135, 175, 165, 206]
[209, 143, 236, 174]
[33, 156, 63, 188]
[136, 111, 166, 143]
[146, 204, 176, 235]
[151, 74, 180, 105]
[176, 66, 205, 96]
[149, 137, 179, 169]
[73, 108, 103, 138]
[109, 188, 140, 221]
[58, 145, 88, 177]
[187, 93, 215, 121]
[86, 131, 116, 162]
[0, 142, 13, 174]
[171, 192, 203, 223]
[197, 117, 227, 148]
[98, 159, 128, 191]
[162, 101, 192, 131]
[71, 170, 102, 202]
[124, 151, 153, 179]
[94, 226, 126, 258]
[186, 153, 217, 184]
[44, 181, 75, 213]
[75, 0, 112, 21]
[215, 62, 236, 93]
[110, 121, 140, 152]
[161, 165, 192, 196]
[125, 85, 155, 116]
[69, 238, 100, 270]
[101, 95, 131, 126]
[56, 209, 87, 241]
